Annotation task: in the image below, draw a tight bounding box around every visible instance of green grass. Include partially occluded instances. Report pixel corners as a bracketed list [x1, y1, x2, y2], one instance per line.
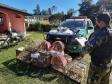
[26, 31, 45, 40]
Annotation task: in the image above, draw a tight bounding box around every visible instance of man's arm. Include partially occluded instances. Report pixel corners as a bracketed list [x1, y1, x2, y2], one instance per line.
[83, 31, 108, 53]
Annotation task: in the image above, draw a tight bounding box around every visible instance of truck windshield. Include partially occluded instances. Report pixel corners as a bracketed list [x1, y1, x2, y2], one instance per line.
[60, 20, 85, 29]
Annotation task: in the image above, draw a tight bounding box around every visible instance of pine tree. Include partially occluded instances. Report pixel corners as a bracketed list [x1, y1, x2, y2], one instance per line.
[51, 5, 57, 14]
[33, 4, 41, 15]
[48, 8, 52, 15]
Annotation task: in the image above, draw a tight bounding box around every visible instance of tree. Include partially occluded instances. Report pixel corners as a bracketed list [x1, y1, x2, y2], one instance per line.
[47, 8, 52, 15]
[79, 0, 92, 16]
[33, 4, 41, 15]
[51, 5, 57, 14]
[96, 0, 112, 13]
[40, 9, 52, 15]
[49, 13, 64, 25]
[41, 9, 47, 15]
[60, 11, 64, 15]
[67, 8, 75, 16]
[79, 0, 99, 24]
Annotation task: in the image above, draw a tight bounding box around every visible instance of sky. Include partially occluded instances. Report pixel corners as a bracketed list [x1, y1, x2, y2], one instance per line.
[0, 0, 98, 14]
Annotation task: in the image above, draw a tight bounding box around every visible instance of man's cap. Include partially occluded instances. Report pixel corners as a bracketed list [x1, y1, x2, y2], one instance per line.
[96, 13, 111, 24]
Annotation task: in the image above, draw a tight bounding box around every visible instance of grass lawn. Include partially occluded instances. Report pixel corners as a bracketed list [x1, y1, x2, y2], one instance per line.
[0, 31, 111, 84]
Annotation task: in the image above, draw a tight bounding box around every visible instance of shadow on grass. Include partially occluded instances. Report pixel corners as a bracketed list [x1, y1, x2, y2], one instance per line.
[2, 59, 17, 73]
[2, 59, 78, 84]
[0, 43, 18, 52]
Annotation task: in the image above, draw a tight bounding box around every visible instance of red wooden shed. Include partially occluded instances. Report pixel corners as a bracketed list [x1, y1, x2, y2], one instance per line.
[0, 3, 31, 36]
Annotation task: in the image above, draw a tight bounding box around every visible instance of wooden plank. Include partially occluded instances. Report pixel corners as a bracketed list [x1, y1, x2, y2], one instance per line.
[52, 59, 87, 83]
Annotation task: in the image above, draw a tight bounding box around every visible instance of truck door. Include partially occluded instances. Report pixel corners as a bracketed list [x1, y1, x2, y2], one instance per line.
[86, 20, 94, 39]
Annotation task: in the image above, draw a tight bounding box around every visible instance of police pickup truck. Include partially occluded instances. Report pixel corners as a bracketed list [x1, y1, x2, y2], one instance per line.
[46, 16, 94, 56]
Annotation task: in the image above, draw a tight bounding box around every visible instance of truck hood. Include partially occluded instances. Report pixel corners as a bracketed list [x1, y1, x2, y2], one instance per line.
[49, 27, 74, 35]
[48, 27, 86, 36]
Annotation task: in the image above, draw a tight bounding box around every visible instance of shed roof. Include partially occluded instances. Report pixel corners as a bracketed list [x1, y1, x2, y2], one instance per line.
[0, 3, 32, 16]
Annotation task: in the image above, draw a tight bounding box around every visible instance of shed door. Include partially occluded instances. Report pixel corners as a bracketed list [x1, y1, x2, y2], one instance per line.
[0, 13, 9, 33]
[0, 17, 4, 32]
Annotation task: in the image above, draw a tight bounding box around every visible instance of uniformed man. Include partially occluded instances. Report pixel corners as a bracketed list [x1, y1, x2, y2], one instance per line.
[84, 13, 112, 84]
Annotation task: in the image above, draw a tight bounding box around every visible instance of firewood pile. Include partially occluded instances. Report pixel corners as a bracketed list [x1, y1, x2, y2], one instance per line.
[16, 50, 31, 63]
[16, 38, 87, 83]
[16, 39, 51, 68]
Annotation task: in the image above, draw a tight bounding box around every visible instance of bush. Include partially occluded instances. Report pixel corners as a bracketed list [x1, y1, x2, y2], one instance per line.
[41, 24, 53, 32]
[28, 22, 56, 32]
[28, 22, 41, 31]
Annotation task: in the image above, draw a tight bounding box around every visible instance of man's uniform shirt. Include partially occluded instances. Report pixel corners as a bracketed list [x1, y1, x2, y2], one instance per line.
[85, 27, 112, 67]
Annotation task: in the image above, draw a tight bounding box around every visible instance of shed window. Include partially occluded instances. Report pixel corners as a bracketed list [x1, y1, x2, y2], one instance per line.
[0, 17, 3, 24]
